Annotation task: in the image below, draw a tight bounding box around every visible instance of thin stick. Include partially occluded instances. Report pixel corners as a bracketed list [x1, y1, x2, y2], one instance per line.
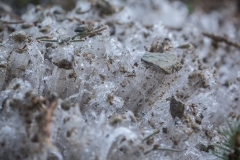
[39, 39, 85, 43]
[67, 17, 81, 22]
[22, 39, 32, 50]
[142, 128, 161, 142]
[22, 44, 27, 50]
[78, 27, 107, 39]
[202, 32, 240, 49]
[144, 147, 185, 155]
[70, 39, 85, 42]
[71, 32, 86, 40]
[106, 62, 110, 70]
[125, 72, 136, 77]
[71, 27, 107, 40]
[36, 36, 53, 40]
[2, 20, 25, 24]
[39, 39, 58, 43]
[38, 27, 107, 43]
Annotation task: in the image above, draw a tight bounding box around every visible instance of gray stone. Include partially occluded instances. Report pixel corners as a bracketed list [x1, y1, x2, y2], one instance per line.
[141, 52, 182, 74]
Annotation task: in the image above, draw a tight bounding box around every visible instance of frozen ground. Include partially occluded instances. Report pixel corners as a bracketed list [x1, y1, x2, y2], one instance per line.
[0, 0, 239, 160]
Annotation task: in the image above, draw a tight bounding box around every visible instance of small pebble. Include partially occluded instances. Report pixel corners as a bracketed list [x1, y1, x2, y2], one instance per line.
[109, 114, 124, 125]
[162, 127, 168, 134]
[146, 137, 154, 145]
[61, 99, 71, 110]
[207, 144, 215, 152]
[39, 25, 50, 33]
[184, 128, 193, 135]
[205, 130, 213, 139]
[170, 96, 185, 119]
[196, 143, 207, 152]
[191, 122, 201, 133]
[195, 116, 202, 125]
[21, 23, 33, 29]
[53, 59, 73, 70]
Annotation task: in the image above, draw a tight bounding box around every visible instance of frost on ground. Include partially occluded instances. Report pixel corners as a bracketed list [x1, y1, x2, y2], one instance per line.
[0, 0, 240, 160]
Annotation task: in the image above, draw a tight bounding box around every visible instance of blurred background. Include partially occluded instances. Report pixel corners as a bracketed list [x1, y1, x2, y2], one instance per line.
[0, 0, 76, 14]
[1, 0, 240, 15]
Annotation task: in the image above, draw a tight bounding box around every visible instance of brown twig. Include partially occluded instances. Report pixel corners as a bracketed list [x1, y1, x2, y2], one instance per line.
[79, 26, 107, 39]
[125, 72, 136, 77]
[36, 35, 53, 41]
[106, 62, 110, 70]
[2, 20, 25, 24]
[22, 37, 33, 50]
[67, 17, 81, 22]
[22, 44, 27, 50]
[165, 25, 182, 31]
[202, 32, 240, 49]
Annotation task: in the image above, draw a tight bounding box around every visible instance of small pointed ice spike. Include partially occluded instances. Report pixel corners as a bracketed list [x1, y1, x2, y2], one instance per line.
[141, 52, 182, 74]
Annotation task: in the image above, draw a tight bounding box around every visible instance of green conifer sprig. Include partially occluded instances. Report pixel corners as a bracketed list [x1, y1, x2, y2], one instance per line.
[212, 119, 240, 160]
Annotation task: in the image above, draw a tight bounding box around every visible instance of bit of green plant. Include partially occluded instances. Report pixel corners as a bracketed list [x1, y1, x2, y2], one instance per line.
[212, 118, 240, 160]
[38, 26, 106, 44]
[142, 128, 160, 142]
[142, 128, 185, 154]
[144, 145, 185, 155]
